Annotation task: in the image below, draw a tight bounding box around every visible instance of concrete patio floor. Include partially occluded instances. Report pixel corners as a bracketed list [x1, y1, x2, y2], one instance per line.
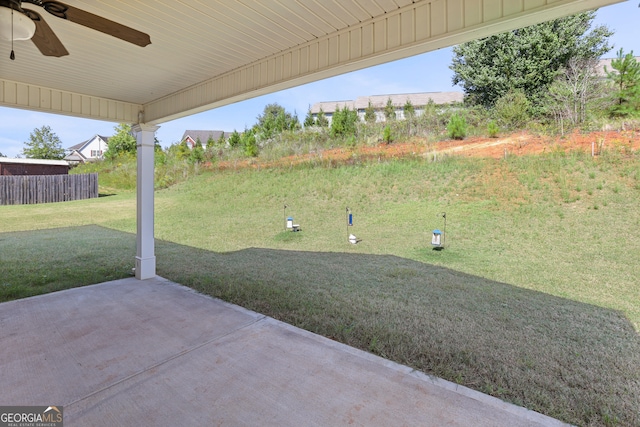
[0, 276, 568, 426]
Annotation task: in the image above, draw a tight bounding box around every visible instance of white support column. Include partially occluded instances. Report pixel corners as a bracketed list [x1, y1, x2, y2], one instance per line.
[132, 124, 160, 280]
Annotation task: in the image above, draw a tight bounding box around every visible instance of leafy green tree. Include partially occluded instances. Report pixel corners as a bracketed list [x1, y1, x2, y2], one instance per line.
[290, 111, 301, 131]
[189, 138, 204, 164]
[403, 99, 415, 120]
[217, 132, 226, 146]
[330, 106, 359, 138]
[22, 125, 65, 159]
[256, 103, 300, 139]
[228, 130, 241, 148]
[384, 97, 396, 121]
[493, 89, 531, 129]
[167, 141, 190, 160]
[106, 123, 137, 159]
[316, 108, 329, 128]
[241, 128, 258, 157]
[257, 103, 286, 127]
[447, 113, 467, 140]
[303, 107, 316, 127]
[417, 99, 440, 134]
[403, 98, 416, 136]
[275, 110, 287, 132]
[364, 100, 377, 124]
[383, 125, 392, 143]
[206, 135, 216, 150]
[487, 120, 499, 138]
[451, 11, 612, 109]
[606, 48, 640, 117]
[0, 152, 5, 157]
[258, 112, 276, 140]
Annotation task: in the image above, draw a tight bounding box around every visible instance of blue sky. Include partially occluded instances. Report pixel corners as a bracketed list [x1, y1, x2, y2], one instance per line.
[1, 1, 638, 157]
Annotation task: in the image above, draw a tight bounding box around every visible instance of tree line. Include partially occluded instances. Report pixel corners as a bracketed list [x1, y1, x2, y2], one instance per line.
[17, 11, 640, 161]
[450, 11, 639, 131]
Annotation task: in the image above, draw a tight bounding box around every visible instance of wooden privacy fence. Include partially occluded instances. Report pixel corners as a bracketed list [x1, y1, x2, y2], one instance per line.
[0, 173, 98, 205]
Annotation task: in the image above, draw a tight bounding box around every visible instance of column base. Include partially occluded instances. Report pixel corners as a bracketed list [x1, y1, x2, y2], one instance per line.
[135, 256, 156, 280]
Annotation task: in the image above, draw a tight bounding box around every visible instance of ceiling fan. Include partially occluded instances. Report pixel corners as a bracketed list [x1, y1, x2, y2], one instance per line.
[1, 0, 151, 58]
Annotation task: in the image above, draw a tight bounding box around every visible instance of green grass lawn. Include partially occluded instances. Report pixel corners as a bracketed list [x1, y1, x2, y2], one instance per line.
[1, 150, 639, 426]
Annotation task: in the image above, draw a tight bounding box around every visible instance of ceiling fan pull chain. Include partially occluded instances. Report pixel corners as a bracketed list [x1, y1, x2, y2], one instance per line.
[10, 7, 15, 60]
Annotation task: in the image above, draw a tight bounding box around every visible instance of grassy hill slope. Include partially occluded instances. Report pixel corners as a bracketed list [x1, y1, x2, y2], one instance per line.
[2, 147, 639, 425]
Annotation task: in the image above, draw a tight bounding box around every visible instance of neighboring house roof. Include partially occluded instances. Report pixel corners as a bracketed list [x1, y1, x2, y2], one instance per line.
[0, 157, 69, 166]
[595, 56, 640, 77]
[181, 130, 227, 146]
[354, 92, 463, 110]
[67, 135, 110, 152]
[68, 141, 86, 151]
[310, 92, 463, 114]
[64, 150, 87, 163]
[310, 101, 356, 114]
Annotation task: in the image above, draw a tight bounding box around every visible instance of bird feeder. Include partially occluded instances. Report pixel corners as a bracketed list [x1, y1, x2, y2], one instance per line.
[287, 216, 300, 232]
[431, 229, 442, 247]
[431, 212, 446, 250]
[283, 204, 300, 231]
[346, 207, 358, 243]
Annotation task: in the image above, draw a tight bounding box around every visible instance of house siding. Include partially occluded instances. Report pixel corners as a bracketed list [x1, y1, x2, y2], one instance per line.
[0, 159, 69, 176]
[310, 92, 463, 124]
[181, 130, 227, 149]
[66, 135, 109, 163]
[85, 138, 107, 159]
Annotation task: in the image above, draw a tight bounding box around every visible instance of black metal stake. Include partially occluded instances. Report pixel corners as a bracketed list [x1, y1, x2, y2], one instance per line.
[284, 204, 287, 231]
[346, 207, 351, 242]
[441, 212, 447, 248]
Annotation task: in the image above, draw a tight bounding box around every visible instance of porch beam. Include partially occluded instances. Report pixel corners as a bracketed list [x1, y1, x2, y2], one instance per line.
[0, 78, 141, 123]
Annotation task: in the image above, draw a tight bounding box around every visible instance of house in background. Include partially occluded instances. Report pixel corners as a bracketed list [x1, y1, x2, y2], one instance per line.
[181, 130, 227, 149]
[65, 135, 109, 164]
[309, 100, 356, 124]
[595, 56, 640, 79]
[310, 92, 464, 124]
[355, 92, 464, 122]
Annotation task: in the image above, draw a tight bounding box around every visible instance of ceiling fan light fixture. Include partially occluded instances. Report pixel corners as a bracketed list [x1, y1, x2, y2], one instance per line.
[0, 7, 36, 41]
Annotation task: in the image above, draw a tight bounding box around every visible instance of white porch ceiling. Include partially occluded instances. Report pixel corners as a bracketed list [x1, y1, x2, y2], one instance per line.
[0, 0, 625, 125]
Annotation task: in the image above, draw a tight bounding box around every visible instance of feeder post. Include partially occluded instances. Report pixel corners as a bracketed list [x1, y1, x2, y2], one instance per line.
[284, 204, 287, 231]
[441, 212, 447, 248]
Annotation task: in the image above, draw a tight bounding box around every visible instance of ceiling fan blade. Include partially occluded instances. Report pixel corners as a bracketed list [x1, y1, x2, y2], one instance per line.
[25, 9, 69, 57]
[40, 1, 151, 47]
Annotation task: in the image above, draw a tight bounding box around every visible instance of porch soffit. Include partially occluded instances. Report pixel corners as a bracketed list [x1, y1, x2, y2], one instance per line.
[0, 0, 624, 125]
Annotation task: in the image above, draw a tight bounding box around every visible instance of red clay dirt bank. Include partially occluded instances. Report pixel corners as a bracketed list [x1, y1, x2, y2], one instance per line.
[216, 128, 639, 171]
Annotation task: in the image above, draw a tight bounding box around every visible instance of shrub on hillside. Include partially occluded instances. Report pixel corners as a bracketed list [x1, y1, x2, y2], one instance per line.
[242, 129, 259, 157]
[487, 120, 499, 138]
[330, 106, 359, 138]
[447, 113, 467, 140]
[494, 90, 531, 129]
[228, 130, 242, 148]
[188, 139, 205, 164]
[383, 125, 393, 143]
